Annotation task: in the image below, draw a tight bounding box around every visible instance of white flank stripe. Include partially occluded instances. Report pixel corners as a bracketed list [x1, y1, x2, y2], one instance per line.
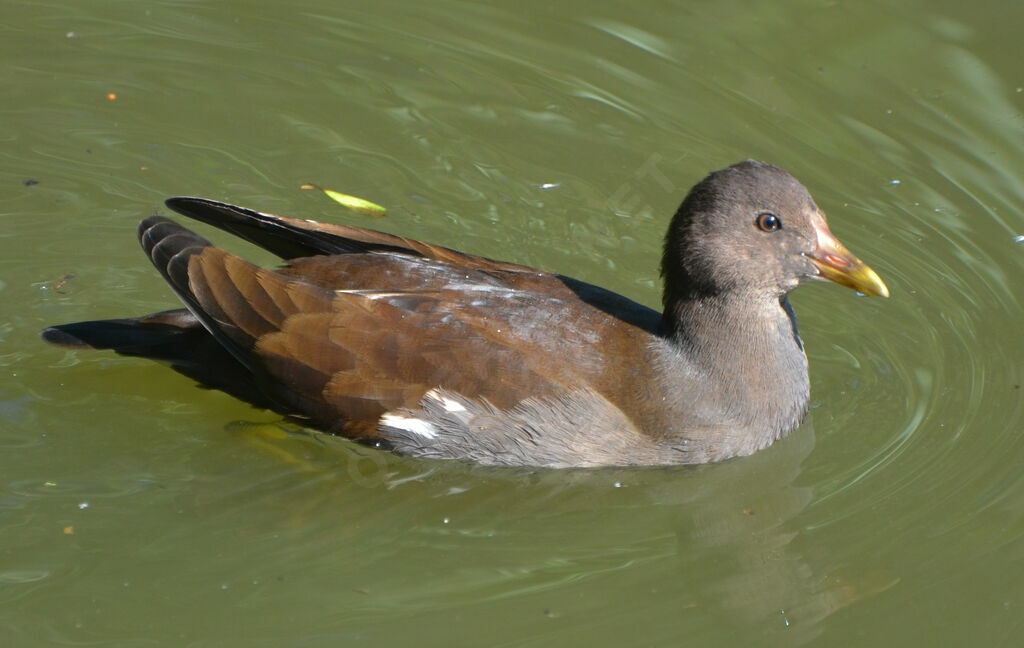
[425, 389, 467, 413]
[380, 414, 438, 439]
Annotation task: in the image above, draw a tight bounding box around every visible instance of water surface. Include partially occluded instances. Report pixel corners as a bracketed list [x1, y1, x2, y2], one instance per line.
[2, 0, 1023, 645]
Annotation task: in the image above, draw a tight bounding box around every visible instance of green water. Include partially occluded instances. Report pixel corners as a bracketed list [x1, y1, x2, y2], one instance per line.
[2, 0, 1023, 645]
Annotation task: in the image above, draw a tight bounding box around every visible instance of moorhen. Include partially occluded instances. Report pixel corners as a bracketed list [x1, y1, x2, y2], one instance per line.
[42, 161, 888, 467]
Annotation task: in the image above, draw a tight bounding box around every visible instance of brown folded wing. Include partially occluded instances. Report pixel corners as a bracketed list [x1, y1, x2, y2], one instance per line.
[139, 215, 650, 441]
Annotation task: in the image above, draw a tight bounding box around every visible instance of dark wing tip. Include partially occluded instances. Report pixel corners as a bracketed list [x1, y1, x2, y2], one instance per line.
[164, 196, 260, 226]
[164, 196, 225, 217]
[41, 325, 89, 348]
[162, 196, 346, 259]
[165, 196, 199, 209]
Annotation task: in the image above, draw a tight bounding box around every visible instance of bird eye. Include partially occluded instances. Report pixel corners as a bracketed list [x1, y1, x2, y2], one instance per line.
[756, 212, 781, 232]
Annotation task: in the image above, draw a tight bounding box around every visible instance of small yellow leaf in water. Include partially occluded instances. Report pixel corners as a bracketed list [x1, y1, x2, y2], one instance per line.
[302, 183, 386, 218]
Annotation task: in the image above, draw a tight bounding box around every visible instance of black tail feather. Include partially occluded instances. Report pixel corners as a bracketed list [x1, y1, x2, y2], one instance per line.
[42, 309, 277, 411]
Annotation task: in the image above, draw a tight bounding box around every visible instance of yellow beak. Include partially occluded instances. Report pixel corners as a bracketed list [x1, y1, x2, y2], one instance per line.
[806, 212, 889, 298]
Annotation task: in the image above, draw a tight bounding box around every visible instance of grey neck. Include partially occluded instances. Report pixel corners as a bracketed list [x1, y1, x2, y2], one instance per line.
[647, 292, 810, 462]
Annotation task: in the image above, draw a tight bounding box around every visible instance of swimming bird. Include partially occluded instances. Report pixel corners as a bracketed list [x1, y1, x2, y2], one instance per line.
[42, 161, 888, 467]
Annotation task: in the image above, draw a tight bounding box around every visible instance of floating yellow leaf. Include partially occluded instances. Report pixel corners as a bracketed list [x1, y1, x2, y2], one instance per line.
[301, 183, 386, 217]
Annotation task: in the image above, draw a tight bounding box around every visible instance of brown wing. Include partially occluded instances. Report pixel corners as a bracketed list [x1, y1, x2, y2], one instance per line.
[164, 197, 663, 334]
[139, 216, 631, 439]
